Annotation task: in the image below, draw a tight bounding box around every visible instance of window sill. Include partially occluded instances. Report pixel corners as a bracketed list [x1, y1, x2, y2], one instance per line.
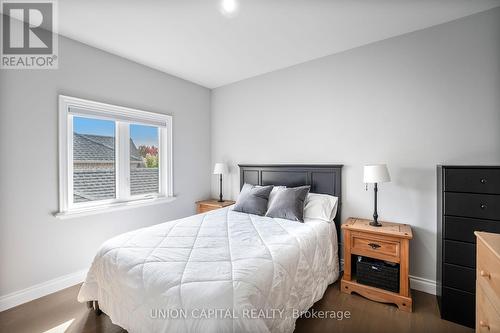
[54, 196, 177, 219]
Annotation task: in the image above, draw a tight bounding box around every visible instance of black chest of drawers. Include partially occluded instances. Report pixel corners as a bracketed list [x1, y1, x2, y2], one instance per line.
[437, 165, 500, 328]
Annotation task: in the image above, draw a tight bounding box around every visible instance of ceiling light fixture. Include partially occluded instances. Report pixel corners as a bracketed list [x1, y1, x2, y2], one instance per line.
[220, 0, 239, 17]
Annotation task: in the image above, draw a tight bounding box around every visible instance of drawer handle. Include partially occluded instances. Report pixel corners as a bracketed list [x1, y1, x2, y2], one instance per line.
[368, 243, 381, 249]
[480, 270, 491, 279]
[480, 204, 488, 210]
[479, 320, 490, 330]
[480, 178, 487, 184]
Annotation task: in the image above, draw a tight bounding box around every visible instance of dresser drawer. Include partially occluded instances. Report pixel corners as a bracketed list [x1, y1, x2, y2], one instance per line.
[445, 168, 500, 195]
[441, 287, 475, 328]
[350, 232, 400, 262]
[444, 216, 500, 243]
[445, 192, 500, 221]
[444, 240, 475, 268]
[477, 238, 500, 307]
[443, 263, 475, 293]
[476, 283, 500, 333]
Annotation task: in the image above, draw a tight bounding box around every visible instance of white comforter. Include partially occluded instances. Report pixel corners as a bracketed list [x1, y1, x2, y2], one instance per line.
[78, 207, 339, 333]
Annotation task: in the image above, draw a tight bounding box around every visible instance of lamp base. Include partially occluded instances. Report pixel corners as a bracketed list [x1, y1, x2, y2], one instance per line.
[370, 183, 382, 227]
[218, 174, 224, 203]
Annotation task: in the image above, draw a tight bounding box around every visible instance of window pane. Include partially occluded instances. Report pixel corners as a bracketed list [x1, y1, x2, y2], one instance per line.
[130, 124, 160, 195]
[73, 117, 116, 203]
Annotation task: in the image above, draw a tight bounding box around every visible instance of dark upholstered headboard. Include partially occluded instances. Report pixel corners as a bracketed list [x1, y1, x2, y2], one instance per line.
[239, 164, 343, 237]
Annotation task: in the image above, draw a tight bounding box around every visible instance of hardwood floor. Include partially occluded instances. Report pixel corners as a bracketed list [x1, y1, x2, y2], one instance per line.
[0, 282, 472, 333]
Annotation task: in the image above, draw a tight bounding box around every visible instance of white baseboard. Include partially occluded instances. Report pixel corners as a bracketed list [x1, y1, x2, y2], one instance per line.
[0, 269, 88, 312]
[340, 259, 436, 295]
[410, 275, 437, 295]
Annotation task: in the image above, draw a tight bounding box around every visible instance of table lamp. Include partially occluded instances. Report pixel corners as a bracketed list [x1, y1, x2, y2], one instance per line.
[213, 163, 228, 202]
[364, 164, 391, 227]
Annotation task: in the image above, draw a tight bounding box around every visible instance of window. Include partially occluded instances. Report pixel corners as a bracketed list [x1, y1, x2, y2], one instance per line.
[73, 116, 117, 203]
[130, 124, 160, 196]
[58, 95, 173, 216]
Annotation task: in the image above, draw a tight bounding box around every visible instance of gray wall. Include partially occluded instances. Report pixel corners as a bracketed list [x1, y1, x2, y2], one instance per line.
[211, 8, 500, 282]
[0, 35, 211, 296]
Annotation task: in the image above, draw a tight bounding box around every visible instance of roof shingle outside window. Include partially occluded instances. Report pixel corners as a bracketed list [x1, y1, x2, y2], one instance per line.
[73, 133, 158, 202]
[73, 133, 143, 163]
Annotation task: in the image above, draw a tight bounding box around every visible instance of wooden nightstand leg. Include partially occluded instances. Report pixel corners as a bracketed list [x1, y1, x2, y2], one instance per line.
[400, 239, 410, 298]
[343, 230, 352, 281]
[395, 296, 412, 312]
[341, 229, 353, 295]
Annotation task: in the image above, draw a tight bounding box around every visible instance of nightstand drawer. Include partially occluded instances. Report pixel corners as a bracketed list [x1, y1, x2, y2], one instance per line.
[351, 233, 400, 262]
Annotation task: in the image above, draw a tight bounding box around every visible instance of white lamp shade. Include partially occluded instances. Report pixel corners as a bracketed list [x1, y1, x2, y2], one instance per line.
[363, 164, 391, 183]
[213, 163, 228, 175]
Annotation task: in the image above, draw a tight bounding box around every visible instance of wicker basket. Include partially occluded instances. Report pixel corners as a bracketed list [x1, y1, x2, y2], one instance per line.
[356, 256, 400, 293]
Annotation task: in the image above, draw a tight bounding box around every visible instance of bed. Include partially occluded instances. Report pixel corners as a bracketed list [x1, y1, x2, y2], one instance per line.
[78, 164, 343, 333]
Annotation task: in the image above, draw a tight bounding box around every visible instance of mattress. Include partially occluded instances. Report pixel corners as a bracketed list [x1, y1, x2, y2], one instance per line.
[78, 206, 339, 333]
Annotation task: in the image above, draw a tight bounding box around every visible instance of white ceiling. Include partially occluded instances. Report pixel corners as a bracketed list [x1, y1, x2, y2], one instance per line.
[54, 1, 500, 88]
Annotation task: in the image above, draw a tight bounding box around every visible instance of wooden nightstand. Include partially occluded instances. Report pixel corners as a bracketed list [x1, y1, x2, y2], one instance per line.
[196, 199, 235, 214]
[341, 217, 413, 312]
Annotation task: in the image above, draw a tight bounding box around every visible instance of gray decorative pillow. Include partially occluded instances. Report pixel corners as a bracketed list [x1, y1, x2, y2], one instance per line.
[233, 184, 274, 216]
[265, 186, 311, 222]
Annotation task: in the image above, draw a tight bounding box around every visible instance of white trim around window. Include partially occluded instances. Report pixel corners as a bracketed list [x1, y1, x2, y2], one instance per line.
[56, 95, 173, 218]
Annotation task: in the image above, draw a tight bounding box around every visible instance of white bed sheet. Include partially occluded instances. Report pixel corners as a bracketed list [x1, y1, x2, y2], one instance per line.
[78, 207, 339, 333]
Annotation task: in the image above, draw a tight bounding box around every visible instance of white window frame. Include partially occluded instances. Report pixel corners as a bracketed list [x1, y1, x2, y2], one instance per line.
[57, 95, 173, 217]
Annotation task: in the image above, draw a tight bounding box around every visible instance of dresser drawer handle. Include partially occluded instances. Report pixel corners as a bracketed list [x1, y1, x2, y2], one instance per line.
[368, 243, 381, 249]
[480, 178, 487, 184]
[480, 204, 488, 210]
[479, 320, 490, 330]
[480, 270, 491, 279]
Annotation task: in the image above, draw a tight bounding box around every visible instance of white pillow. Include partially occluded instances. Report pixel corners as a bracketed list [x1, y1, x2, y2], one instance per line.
[304, 193, 338, 222]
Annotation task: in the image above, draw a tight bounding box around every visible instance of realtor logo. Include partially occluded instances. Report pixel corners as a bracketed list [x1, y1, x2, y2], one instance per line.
[1, 0, 58, 69]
